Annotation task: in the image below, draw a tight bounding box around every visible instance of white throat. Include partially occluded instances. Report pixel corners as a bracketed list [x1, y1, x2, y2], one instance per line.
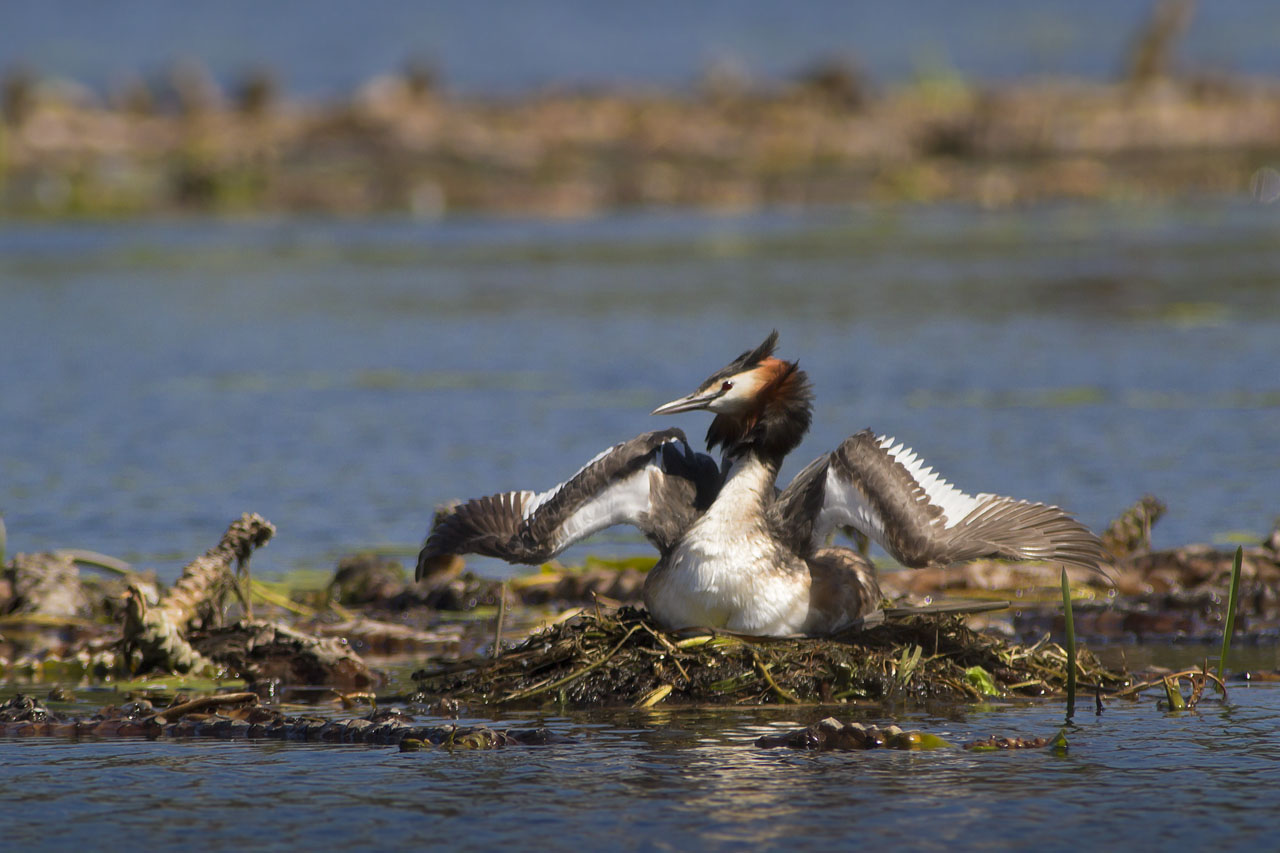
[701, 454, 774, 529]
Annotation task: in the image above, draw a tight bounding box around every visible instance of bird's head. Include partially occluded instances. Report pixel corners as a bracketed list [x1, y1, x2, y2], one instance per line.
[652, 331, 812, 456]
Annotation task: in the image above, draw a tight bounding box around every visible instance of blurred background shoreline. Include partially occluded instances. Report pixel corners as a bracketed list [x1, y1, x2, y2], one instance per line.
[3, 0, 1279, 219]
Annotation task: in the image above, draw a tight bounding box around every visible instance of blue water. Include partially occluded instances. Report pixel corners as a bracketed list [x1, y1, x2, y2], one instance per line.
[2, 684, 1279, 851]
[3, 201, 1279, 849]
[2, 201, 1279, 580]
[3, 1, 1279, 97]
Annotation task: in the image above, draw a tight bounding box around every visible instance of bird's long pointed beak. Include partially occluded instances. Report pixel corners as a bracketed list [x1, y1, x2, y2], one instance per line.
[651, 389, 719, 416]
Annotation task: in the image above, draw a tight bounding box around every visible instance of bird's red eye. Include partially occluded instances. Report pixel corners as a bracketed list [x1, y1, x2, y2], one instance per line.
[720, 381, 734, 393]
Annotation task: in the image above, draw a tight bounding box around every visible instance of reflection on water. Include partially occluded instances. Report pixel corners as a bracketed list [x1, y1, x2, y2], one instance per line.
[2, 202, 1278, 581]
[3, 687, 1280, 850]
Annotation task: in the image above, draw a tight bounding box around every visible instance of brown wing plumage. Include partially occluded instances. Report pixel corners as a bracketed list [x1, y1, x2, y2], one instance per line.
[944, 494, 1109, 570]
[415, 429, 720, 581]
[778, 429, 1106, 574]
[801, 547, 884, 634]
[416, 491, 538, 580]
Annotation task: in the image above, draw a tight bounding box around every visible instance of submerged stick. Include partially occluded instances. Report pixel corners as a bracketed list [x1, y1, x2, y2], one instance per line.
[1062, 568, 1077, 721]
[53, 549, 135, 577]
[1111, 667, 1227, 701]
[1217, 546, 1244, 681]
[152, 692, 259, 723]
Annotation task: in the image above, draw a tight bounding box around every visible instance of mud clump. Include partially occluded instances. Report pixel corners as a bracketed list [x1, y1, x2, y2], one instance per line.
[190, 620, 375, 691]
[328, 553, 408, 605]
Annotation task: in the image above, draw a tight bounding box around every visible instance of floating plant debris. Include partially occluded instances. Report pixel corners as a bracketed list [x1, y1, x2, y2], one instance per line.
[0, 693, 563, 749]
[755, 717, 950, 751]
[963, 735, 1052, 751]
[753, 718, 1068, 752]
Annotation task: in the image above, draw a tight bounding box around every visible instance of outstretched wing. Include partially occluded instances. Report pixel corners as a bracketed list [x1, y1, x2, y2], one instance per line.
[416, 429, 721, 580]
[773, 429, 1106, 573]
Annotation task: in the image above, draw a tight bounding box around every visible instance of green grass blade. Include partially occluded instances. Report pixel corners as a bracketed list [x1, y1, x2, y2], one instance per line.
[1217, 546, 1244, 681]
[1062, 567, 1077, 721]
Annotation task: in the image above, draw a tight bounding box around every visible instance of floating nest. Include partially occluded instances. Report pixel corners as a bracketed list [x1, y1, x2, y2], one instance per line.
[412, 607, 1125, 708]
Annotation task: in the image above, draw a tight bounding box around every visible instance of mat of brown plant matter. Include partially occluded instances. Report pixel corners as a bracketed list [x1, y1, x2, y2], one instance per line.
[412, 606, 1125, 709]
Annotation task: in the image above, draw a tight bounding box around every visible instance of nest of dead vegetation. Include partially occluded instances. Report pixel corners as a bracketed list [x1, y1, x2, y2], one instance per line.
[413, 607, 1125, 708]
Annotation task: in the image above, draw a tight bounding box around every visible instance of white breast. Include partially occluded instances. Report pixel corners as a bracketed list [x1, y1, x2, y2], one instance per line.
[644, 456, 810, 635]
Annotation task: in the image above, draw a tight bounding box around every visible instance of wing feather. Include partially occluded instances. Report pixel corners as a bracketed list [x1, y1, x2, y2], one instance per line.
[416, 429, 720, 580]
[780, 429, 1106, 573]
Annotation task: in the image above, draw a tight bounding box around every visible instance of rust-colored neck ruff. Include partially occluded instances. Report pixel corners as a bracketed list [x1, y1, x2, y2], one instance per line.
[707, 357, 812, 464]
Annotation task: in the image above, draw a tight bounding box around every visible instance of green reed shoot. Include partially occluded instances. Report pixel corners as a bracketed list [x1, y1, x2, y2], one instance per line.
[1217, 546, 1244, 681]
[1062, 567, 1077, 721]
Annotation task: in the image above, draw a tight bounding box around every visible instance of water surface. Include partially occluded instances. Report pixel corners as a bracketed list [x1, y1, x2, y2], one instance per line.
[2, 202, 1277, 580]
[3, 200, 1279, 849]
[2, 684, 1279, 851]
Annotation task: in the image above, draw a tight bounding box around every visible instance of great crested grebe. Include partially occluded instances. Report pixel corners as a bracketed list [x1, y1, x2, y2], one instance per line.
[416, 332, 1104, 636]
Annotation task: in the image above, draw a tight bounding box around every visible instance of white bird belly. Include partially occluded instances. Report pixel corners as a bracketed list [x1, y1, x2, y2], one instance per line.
[643, 454, 812, 636]
[646, 519, 811, 636]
